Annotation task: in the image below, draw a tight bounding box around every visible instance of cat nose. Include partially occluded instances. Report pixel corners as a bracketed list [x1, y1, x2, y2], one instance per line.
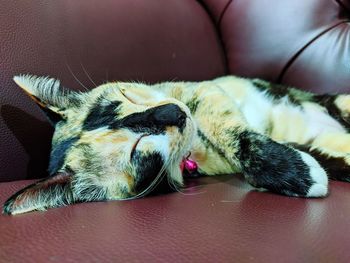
[153, 104, 187, 129]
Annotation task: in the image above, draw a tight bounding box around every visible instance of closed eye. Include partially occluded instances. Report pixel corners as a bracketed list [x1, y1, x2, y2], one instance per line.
[119, 89, 138, 104]
[118, 88, 157, 106]
[130, 134, 149, 160]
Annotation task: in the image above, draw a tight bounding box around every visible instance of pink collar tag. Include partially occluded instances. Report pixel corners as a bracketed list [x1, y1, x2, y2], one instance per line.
[180, 154, 198, 177]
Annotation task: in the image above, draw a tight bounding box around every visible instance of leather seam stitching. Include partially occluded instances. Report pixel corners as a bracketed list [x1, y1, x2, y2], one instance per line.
[217, 0, 234, 75]
[277, 20, 349, 83]
[197, 0, 230, 74]
[218, 0, 233, 28]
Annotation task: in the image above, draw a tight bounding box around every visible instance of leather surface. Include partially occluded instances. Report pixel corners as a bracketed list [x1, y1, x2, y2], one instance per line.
[1, 176, 350, 262]
[338, 0, 350, 11]
[219, 0, 350, 92]
[0, 0, 226, 182]
[1, 2, 350, 262]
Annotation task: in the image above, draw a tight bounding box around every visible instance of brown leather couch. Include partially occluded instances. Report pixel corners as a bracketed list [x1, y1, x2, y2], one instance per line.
[1, 0, 350, 262]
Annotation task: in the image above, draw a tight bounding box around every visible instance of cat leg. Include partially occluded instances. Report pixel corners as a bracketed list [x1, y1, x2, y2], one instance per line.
[334, 94, 350, 120]
[2, 170, 110, 215]
[3, 171, 75, 215]
[312, 132, 350, 156]
[291, 132, 350, 182]
[192, 86, 328, 197]
[315, 94, 350, 129]
[237, 132, 328, 197]
[308, 94, 350, 181]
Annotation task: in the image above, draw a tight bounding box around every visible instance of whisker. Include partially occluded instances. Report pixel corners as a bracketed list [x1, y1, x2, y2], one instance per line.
[118, 156, 171, 201]
[65, 63, 89, 91]
[168, 176, 207, 196]
[139, 157, 175, 197]
[80, 62, 98, 88]
[136, 164, 169, 198]
[220, 199, 242, 203]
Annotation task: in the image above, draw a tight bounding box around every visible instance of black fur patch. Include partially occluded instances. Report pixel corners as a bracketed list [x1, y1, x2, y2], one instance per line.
[186, 97, 200, 113]
[252, 79, 314, 105]
[238, 131, 313, 196]
[38, 104, 64, 126]
[83, 102, 186, 134]
[253, 79, 349, 131]
[131, 151, 166, 193]
[48, 137, 79, 175]
[117, 103, 186, 134]
[62, 89, 83, 108]
[83, 100, 122, 130]
[253, 79, 289, 99]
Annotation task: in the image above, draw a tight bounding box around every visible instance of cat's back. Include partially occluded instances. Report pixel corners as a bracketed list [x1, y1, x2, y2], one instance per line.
[212, 76, 273, 133]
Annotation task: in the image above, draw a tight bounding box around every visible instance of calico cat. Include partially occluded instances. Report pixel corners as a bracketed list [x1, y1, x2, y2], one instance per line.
[3, 75, 350, 215]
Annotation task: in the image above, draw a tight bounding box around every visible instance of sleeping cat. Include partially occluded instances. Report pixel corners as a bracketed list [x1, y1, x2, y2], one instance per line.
[3, 75, 350, 215]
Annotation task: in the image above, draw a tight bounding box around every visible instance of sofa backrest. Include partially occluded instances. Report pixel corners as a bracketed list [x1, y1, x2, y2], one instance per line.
[202, 0, 350, 93]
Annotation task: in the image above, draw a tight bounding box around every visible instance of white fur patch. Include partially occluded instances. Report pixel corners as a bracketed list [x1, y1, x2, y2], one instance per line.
[303, 103, 346, 139]
[298, 151, 328, 197]
[137, 134, 170, 161]
[240, 87, 272, 133]
[307, 184, 328, 198]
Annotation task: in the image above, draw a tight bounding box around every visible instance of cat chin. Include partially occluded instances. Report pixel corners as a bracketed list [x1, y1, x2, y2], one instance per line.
[167, 162, 184, 187]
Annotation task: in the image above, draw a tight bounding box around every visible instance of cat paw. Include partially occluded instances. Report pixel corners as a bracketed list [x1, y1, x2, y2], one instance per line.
[239, 132, 329, 198]
[297, 151, 328, 197]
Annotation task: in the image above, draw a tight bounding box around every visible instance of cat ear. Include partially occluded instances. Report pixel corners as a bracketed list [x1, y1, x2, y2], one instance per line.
[2, 171, 74, 215]
[13, 75, 82, 125]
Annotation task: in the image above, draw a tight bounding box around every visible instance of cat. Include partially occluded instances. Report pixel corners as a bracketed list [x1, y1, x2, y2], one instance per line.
[3, 75, 350, 215]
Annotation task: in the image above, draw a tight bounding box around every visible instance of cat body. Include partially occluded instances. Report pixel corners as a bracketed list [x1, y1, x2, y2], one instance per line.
[3, 75, 350, 215]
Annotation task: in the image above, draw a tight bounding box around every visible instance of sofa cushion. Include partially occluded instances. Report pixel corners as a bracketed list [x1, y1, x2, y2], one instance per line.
[1, 176, 350, 261]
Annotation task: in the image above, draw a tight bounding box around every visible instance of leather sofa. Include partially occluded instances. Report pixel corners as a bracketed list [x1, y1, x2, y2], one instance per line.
[1, 0, 349, 261]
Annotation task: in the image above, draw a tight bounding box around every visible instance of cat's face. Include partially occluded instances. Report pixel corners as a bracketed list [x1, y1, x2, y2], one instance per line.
[11, 76, 195, 207]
